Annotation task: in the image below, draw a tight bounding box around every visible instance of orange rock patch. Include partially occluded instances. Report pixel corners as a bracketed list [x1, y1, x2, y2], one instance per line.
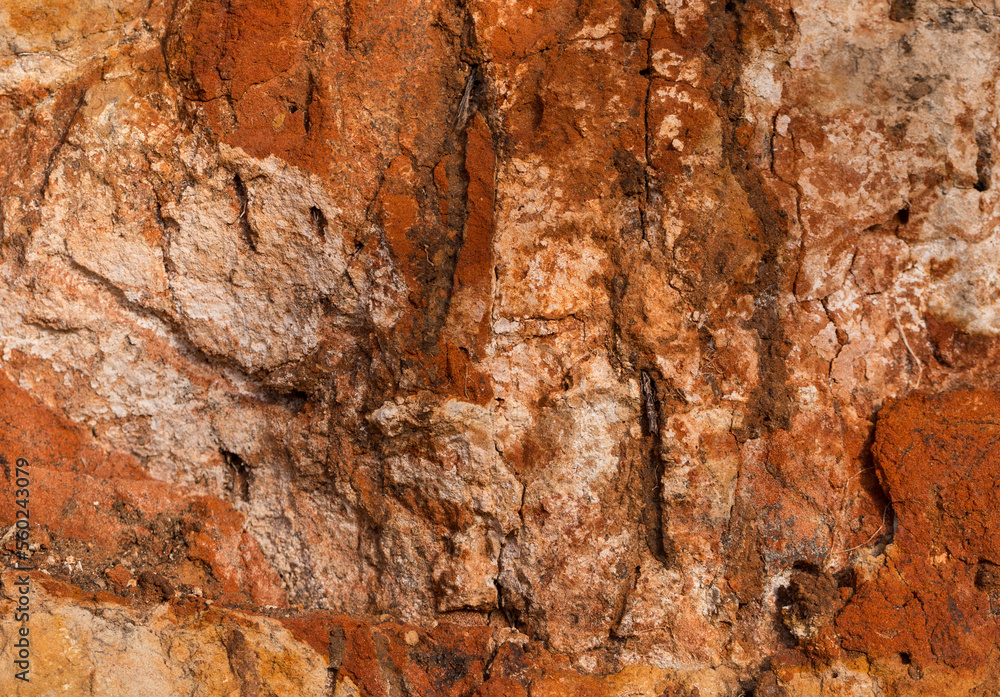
[837, 388, 1000, 670]
[0, 372, 286, 608]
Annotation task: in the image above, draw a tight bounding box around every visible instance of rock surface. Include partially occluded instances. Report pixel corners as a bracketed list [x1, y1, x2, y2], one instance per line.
[0, 0, 999, 693]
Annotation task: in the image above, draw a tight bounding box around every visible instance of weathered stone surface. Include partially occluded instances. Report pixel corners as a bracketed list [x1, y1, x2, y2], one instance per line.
[837, 389, 1000, 681]
[0, 0, 1000, 693]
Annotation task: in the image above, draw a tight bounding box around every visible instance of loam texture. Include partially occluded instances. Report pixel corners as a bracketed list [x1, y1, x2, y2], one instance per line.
[0, 0, 999, 694]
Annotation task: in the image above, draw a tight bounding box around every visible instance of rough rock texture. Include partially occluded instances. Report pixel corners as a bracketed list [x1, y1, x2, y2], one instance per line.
[1, 0, 1000, 693]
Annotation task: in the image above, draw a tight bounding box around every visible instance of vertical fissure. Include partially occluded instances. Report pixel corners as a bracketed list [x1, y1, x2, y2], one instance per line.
[232, 172, 258, 252]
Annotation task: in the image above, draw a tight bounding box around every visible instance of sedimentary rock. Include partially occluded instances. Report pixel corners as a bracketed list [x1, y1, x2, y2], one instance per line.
[0, 0, 999, 694]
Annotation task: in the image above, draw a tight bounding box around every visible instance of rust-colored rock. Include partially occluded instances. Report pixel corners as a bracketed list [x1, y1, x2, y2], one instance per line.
[1, 0, 1000, 694]
[838, 388, 1000, 676]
